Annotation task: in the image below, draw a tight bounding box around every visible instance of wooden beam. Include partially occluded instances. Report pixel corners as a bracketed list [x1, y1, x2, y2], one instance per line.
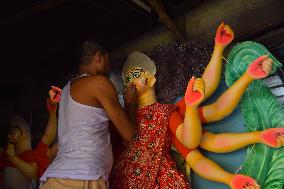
[147, 0, 185, 41]
[0, 0, 73, 27]
[131, 0, 152, 13]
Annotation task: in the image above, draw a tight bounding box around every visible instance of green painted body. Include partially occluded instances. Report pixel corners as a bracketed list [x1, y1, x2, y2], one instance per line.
[225, 41, 284, 189]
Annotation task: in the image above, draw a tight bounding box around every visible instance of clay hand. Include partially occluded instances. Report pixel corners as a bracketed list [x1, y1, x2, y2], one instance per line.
[6, 143, 15, 157]
[49, 86, 62, 104]
[231, 174, 260, 189]
[185, 76, 205, 107]
[260, 128, 284, 148]
[47, 86, 62, 112]
[215, 22, 234, 48]
[123, 82, 137, 105]
[247, 55, 273, 80]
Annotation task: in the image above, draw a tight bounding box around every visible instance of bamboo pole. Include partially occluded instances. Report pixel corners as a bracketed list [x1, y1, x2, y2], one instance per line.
[147, 0, 185, 41]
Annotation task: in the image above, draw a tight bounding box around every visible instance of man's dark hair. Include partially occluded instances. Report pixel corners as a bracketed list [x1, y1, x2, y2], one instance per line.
[76, 37, 108, 66]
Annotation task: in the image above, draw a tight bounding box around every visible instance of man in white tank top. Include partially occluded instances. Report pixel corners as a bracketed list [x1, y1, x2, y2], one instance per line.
[40, 38, 137, 189]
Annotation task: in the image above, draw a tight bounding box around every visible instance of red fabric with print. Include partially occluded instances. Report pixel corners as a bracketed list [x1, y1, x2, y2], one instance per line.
[110, 103, 190, 189]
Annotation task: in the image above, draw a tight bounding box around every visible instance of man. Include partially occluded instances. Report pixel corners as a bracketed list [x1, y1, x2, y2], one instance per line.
[0, 88, 59, 189]
[40, 38, 136, 189]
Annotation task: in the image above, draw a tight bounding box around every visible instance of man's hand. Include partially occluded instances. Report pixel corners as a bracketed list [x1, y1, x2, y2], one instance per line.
[47, 86, 62, 112]
[246, 55, 273, 80]
[123, 82, 137, 105]
[6, 144, 15, 157]
[185, 77, 205, 107]
[215, 22, 234, 49]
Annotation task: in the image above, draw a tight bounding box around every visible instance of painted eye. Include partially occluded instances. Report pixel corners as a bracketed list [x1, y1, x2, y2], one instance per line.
[126, 77, 131, 83]
[133, 72, 141, 79]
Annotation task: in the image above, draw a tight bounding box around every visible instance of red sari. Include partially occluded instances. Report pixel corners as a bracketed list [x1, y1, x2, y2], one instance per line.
[110, 103, 190, 189]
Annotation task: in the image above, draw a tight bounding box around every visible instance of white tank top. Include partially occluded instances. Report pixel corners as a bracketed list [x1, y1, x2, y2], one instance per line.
[41, 81, 113, 181]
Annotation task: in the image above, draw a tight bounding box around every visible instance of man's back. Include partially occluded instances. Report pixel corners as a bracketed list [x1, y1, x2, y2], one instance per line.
[40, 80, 113, 182]
[69, 75, 105, 109]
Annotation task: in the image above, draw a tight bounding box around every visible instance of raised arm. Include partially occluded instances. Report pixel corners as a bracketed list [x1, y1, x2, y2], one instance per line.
[169, 77, 205, 149]
[93, 76, 136, 141]
[202, 55, 273, 123]
[41, 86, 62, 146]
[181, 77, 205, 148]
[123, 82, 137, 127]
[202, 22, 234, 100]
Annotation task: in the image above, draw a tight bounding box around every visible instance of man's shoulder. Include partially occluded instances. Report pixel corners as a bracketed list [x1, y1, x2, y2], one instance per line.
[87, 75, 111, 85]
[86, 76, 118, 100]
[87, 75, 115, 90]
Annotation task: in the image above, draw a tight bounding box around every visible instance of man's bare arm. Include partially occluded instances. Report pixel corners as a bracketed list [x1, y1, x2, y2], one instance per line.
[93, 76, 136, 141]
[123, 83, 137, 126]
